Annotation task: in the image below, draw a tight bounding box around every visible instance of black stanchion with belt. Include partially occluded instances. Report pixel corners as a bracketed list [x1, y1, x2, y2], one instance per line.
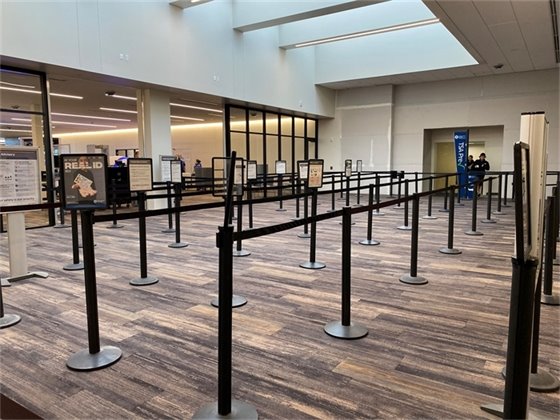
[293, 178, 301, 221]
[130, 192, 158, 286]
[481, 178, 497, 224]
[232, 197, 251, 257]
[63, 210, 84, 271]
[397, 180, 411, 231]
[354, 173, 362, 207]
[168, 184, 188, 248]
[324, 206, 368, 339]
[400, 195, 428, 285]
[340, 176, 356, 226]
[359, 184, 380, 246]
[276, 174, 286, 212]
[465, 182, 483, 236]
[297, 190, 310, 239]
[0, 279, 21, 329]
[502, 172, 511, 207]
[423, 176, 437, 220]
[493, 174, 503, 215]
[541, 194, 559, 305]
[162, 181, 175, 233]
[327, 174, 336, 213]
[53, 190, 70, 229]
[106, 179, 124, 229]
[439, 175, 450, 213]
[373, 174, 384, 216]
[66, 210, 122, 371]
[394, 177, 403, 209]
[248, 180, 254, 229]
[439, 187, 461, 255]
[300, 189, 326, 269]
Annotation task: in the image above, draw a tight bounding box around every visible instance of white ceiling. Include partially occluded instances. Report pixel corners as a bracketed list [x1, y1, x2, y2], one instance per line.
[1, 0, 558, 138]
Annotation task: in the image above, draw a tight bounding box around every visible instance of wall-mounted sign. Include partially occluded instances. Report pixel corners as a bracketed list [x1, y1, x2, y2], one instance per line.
[128, 158, 153, 192]
[356, 159, 363, 173]
[60, 154, 108, 210]
[247, 160, 257, 181]
[0, 147, 41, 208]
[344, 159, 352, 177]
[275, 160, 286, 175]
[308, 159, 324, 189]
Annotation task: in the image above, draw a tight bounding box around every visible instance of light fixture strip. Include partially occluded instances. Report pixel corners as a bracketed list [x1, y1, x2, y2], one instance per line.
[52, 112, 131, 122]
[0, 122, 32, 127]
[99, 107, 138, 114]
[170, 102, 223, 113]
[51, 120, 117, 128]
[1, 128, 33, 133]
[0, 86, 83, 99]
[171, 115, 205, 121]
[294, 18, 440, 48]
[0, 81, 36, 89]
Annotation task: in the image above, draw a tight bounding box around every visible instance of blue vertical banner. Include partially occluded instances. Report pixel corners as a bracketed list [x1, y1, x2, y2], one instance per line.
[454, 130, 469, 198]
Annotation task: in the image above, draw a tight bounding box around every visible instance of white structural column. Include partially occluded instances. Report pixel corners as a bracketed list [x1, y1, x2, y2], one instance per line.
[137, 88, 172, 210]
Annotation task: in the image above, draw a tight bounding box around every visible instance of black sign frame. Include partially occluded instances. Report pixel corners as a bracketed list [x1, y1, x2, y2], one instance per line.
[60, 154, 108, 210]
[513, 142, 532, 262]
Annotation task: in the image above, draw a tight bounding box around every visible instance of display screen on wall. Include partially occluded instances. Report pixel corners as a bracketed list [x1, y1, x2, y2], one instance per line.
[0, 146, 41, 208]
[308, 159, 324, 189]
[128, 158, 153, 192]
[60, 154, 108, 210]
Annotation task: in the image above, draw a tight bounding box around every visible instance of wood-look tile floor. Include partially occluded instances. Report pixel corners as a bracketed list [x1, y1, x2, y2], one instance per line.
[1, 194, 559, 419]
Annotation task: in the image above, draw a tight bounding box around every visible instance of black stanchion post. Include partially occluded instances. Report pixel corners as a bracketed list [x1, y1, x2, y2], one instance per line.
[0, 277, 21, 329]
[439, 175, 450, 213]
[294, 178, 301, 220]
[162, 181, 175, 233]
[439, 186, 461, 255]
[233, 197, 251, 257]
[276, 175, 286, 212]
[107, 179, 124, 229]
[389, 174, 394, 198]
[373, 174, 384, 216]
[194, 225, 257, 419]
[327, 174, 336, 213]
[481, 178, 497, 224]
[298, 189, 310, 238]
[324, 206, 368, 339]
[542, 195, 559, 305]
[397, 180, 411, 231]
[456, 173, 464, 207]
[493, 174, 503, 215]
[300, 189, 325, 269]
[502, 172, 511, 207]
[394, 177, 402, 209]
[168, 184, 188, 248]
[360, 184, 380, 246]
[54, 187, 70, 229]
[63, 210, 84, 271]
[400, 195, 427, 285]
[354, 173, 362, 206]
[345, 176, 350, 207]
[423, 176, 437, 220]
[414, 172, 419, 194]
[465, 182, 483, 236]
[248, 180, 254, 229]
[339, 173, 344, 199]
[66, 210, 122, 370]
[130, 192, 158, 286]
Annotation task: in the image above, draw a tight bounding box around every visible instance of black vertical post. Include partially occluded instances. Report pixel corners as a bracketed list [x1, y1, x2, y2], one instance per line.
[294, 178, 301, 220]
[162, 181, 174, 233]
[423, 177, 437, 219]
[248, 180, 254, 229]
[130, 192, 158, 286]
[298, 188, 310, 238]
[169, 184, 188, 248]
[360, 183, 380, 246]
[276, 175, 286, 211]
[439, 187, 461, 255]
[395, 178, 402, 208]
[494, 174, 503, 214]
[345, 177, 350, 207]
[439, 175, 449, 212]
[465, 182, 483, 236]
[328, 174, 336, 212]
[63, 210, 84, 271]
[373, 174, 384, 216]
[397, 180, 411, 230]
[339, 173, 344, 199]
[389, 175, 394, 198]
[400, 196, 427, 285]
[503, 172, 511, 207]
[414, 172, 419, 194]
[233, 198, 251, 257]
[107, 179, 123, 229]
[542, 196, 560, 305]
[54, 187, 70, 229]
[355, 173, 362, 206]
[481, 178, 497, 224]
[299, 189, 325, 269]
[218, 224, 233, 415]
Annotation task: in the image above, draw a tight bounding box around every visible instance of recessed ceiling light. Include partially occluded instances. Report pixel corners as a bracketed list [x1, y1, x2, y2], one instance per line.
[105, 92, 136, 100]
[49, 92, 84, 99]
[170, 102, 223, 113]
[0, 81, 35, 89]
[52, 112, 131, 122]
[99, 107, 137, 114]
[0, 128, 33, 133]
[0, 86, 83, 99]
[0, 122, 32, 127]
[52, 120, 117, 128]
[171, 115, 205, 121]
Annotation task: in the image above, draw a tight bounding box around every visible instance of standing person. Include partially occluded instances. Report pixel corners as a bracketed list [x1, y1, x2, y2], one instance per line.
[194, 159, 202, 170]
[472, 152, 490, 196]
[467, 155, 475, 171]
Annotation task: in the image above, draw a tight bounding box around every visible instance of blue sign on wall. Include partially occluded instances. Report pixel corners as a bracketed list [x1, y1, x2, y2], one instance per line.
[454, 131, 469, 198]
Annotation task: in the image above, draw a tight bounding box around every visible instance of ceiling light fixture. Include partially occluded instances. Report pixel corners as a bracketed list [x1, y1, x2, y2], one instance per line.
[49, 92, 84, 100]
[105, 92, 136, 100]
[171, 115, 205, 121]
[99, 107, 137, 114]
[293, 17, 440, 48]
[0, 128, 33, 133]
[0, 81, 36, 89]
[0, 122, 32, 127]
[52, 120, 117, 128]
[170, 102, 223, 113]
[0, 86, 83, 99]
[52, 112, 131, 122]
[11, 117, 32, 122]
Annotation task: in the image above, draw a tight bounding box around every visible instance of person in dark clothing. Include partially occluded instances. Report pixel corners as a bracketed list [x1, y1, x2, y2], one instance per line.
[472, 152, 490, 195]
[467, 155, 475, 171]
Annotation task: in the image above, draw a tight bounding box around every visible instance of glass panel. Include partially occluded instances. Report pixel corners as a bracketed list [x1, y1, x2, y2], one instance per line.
[0, 69, 43, 113]
[266, 113, 278, 135]
[281, 136, 293, 173]
[248, 110, 263, 133]
[295, 137, 305, 164]
[249, 133, 264, 166]
[307, 119, 316, 138]
[231, 132, 246, 160]
[266, 135, 278, 176]
[294, 117, 305, 137]
[280, 116, 292, 136]
[309, 139, 316, 159]
[229, 106, 246, 132]
[0, 110, 38, 140]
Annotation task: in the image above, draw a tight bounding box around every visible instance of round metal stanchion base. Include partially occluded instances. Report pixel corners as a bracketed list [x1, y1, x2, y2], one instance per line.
[276, 208, 287, 212]
[63, 262, 84, 271]
[192, 399, 258, 420]
[359, 239, 380, 246]
[481, 219, 497, 224]
[397, 225, 412, 231]
[541, 293, 560, 305]
[53, 224, 71, 229]
[465, 230, 483, 236]
[299, 261, 326, 270]
[438, 209, 450, 213]
[130, 276, 159, 286]
[1, 278, 11, 287]
[210, 295, 248, 308]
[232, 249, 251, 257]
[168, 242, 189, 248]
[439, 247, 462, 255]
[501, 367, 560, 392]
[400, 274, 428, 285]
[106, 223, 124, 229]
[0, 314, 21, 329]
[297, 232, 311, 238]
[372, 212, 385, 216]
[324, 321, 368, 339]
[492, 211, 503, 215]
[66, 345, 122, 371]
[423, 215, 438, 220]
[161, 228, 175, 234]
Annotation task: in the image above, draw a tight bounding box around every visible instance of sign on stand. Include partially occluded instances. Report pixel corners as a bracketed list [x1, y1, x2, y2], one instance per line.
[160, 155, 182, 184]
[298, 160, 309, 181]
[308, 159, 324, 189]
[0, 147, 41, 207]
[60, 154, 108, 210]
[275, 160, 286, 175]
[128, 158, 153, 192]
[344, 159, 352, 178]
[356, 160, 363, 174]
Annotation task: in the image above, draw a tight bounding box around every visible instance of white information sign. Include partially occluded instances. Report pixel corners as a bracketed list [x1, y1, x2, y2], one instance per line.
[0, 147, 41, 208]
[171, 160, 182, 183]
[160, 155, 176, 182]
[356, 160, 363, 173]
[247, 160, 257, 180]
[298, 161, 308, 180]
[275, 160, 286, 175]
[308, 159, 324, 189]
[128, 158, 153, 192]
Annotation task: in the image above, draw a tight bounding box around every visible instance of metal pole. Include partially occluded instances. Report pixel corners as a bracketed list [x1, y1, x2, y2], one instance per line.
[248, 180, 254, 229]
[440, 187, 461, 255]
[481, 178, 496, 224]
[356, 173, 361, 206]
[298, 188, 310, 238]
[542, 196, 559, 305]
[374, 175, 383, 216]
[398, 180, 411, 230]
[169, 184, 188, 248]
[345, 177, 350, 207]
[360, 184, 380, 246]
[330, 174, 336, 212]
[466, 182, 483, 236]
[300, 189, 325, 269]
[439, 175, 449, 212]
[130, 192, 158, 286]
[81, 210, 100, 354]
[162, 181, 174, 233]
[63, 210, 84, 271]
[395, 177, 402, 208]
[400, 196, 427, 285]
[494, 174, 503, 214]
[424, 177, 437, 219]
[107, 179, 123, 229]
[503, 172, 511, 207]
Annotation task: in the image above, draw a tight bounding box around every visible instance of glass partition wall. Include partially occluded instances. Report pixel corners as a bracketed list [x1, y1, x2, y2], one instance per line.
[225, 105, 318, 196]
[0, 66, 55, 229]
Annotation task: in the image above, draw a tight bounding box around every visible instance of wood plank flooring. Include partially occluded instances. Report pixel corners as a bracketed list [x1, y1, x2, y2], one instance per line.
[1, 193, 559, 419]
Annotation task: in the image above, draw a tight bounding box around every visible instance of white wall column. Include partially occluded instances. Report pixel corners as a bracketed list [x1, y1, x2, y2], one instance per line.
[137, 88, 171, 210]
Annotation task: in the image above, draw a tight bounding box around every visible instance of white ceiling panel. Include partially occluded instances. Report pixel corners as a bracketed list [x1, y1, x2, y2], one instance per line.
[487, 21, 534, 71]
[472, 0, 516, 26]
